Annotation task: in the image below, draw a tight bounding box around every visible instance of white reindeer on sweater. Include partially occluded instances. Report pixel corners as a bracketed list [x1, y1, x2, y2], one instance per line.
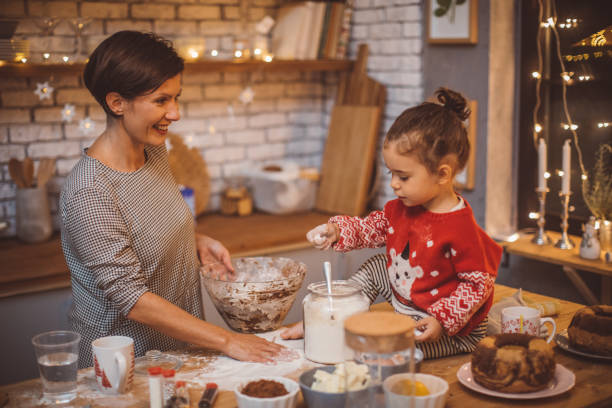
[389, 241, 424, 302]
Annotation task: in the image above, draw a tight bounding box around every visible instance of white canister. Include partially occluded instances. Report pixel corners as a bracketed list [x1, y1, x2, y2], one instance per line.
[303, 280, 369, 364]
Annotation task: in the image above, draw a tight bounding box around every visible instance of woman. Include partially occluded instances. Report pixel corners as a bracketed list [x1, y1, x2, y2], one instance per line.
[60, 31, 282, 368]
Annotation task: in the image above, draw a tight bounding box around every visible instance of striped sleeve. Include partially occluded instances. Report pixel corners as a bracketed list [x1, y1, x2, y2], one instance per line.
[349, 253, 392, 304]
[330, 210, 389, 252]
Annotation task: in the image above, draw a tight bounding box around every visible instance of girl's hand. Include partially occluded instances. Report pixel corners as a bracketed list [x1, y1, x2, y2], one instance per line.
[280, 321, 304, 340]
[415, 316, 443, 342]
[306, 223, 338, 250]
[223, 332, 284, 363]
[196, 234, 234, 274]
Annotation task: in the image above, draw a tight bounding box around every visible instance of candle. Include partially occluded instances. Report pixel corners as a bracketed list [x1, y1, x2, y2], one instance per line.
[537, 138, 547, 190]
[562, 139, 571, 194]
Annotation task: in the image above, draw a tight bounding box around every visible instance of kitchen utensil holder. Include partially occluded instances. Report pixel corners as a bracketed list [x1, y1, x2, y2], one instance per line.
[16, 187, 52, 243]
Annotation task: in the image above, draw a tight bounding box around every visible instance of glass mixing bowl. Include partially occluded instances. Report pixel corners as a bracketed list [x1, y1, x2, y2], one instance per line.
[200, 257, 306, 333]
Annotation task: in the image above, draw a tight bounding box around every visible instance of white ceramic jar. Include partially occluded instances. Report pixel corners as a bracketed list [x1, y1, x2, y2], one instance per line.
[303, 280, 369, 364]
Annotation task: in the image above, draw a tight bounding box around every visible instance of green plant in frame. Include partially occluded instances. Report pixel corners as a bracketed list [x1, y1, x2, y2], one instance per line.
[582, 144, 612, 220]
[434, 0, 467, 23]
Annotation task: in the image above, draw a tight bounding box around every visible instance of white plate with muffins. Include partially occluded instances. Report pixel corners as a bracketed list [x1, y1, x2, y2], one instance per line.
[554, 329, 612, 361]
[457, 362, 575, 399]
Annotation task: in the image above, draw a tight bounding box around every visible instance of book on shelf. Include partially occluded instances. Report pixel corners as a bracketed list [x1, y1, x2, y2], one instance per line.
[272, 1, 352, 60]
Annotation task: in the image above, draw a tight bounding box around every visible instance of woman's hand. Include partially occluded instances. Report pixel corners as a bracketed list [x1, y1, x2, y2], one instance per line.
[223, 332, 284, 363]
[280, 321, 304, 340]
[306, 223, 339, 250]
[415, 316, 443, 342]
[196, 233, 234, 273]
[128, 292, 284, 363]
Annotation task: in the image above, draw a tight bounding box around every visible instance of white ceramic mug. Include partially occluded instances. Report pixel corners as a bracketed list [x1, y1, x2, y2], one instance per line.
[501, 306, 557, 343]
[92, 336, 135, 394]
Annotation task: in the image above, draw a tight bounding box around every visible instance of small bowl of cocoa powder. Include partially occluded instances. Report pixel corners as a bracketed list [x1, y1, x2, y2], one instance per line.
[235, 377, 300, 408]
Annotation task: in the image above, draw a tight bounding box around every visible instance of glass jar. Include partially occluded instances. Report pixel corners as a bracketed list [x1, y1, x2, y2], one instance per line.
[303, 280, 369, 364]
[344, 311, 417, 408]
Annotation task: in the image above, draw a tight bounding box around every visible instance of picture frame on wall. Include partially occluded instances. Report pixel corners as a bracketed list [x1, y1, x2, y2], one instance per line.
[454, 99, 477, 190]
[427, 0, 478, 44]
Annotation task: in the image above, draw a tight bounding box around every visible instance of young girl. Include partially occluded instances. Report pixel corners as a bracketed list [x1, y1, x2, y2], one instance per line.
[283, 88, 502, 359]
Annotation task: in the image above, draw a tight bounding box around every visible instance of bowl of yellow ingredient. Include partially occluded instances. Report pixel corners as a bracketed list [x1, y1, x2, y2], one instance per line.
[383, 373, 448, 408]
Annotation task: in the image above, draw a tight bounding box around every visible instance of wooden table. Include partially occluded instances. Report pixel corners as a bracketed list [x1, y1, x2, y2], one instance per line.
[501, 230, 612, 305]
[410, 285, 612, 408]
[1, 285, 610, 408]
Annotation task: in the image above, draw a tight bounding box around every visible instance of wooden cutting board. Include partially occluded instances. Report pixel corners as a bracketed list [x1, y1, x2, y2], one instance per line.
[167, 133, 210, 216]
[315, 105, 381, 216]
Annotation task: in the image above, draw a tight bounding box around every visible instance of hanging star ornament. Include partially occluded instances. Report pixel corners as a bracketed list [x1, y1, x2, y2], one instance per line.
[79, 117, 95, 135]
[61, 104, 76, 122]
[34, 81, 54, 101]
[238, 86, 255, 105]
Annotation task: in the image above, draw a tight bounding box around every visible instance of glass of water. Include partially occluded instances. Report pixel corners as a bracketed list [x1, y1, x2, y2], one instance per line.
[31, 330, 81, 403]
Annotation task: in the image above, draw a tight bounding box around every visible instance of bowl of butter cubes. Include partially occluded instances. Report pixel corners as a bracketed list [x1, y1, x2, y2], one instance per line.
[298, 362, 372, 408]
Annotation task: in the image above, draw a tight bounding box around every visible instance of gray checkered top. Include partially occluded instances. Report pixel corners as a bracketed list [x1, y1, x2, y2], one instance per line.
[60, 144, 203, 368]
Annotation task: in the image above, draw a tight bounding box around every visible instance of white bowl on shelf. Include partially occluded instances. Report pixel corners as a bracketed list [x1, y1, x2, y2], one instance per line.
[234, 376, 300, 408]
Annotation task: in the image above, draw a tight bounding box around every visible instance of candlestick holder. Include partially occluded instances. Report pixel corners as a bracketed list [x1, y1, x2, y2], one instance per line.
[554, 191, 575, 249]
[532, 188, 552, 245]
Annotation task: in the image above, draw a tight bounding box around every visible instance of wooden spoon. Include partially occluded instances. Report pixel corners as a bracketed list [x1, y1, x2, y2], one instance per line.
[22, 157, 34, 188]
[8, 158, 25, 188]
[36, 158, 56, 188]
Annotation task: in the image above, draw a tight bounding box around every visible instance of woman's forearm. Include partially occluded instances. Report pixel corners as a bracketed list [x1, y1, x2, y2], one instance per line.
[127, 291, 230, 352]
[127, 291, 284, 362]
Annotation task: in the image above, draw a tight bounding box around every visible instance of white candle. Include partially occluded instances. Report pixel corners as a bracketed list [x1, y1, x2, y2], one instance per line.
[562, 139, 571, 194]
[538, 138, 547, 190]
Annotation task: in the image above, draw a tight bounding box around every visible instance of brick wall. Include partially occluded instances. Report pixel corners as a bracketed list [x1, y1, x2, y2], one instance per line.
[0, 0, 422, 238]
[351, 0, 424, 207]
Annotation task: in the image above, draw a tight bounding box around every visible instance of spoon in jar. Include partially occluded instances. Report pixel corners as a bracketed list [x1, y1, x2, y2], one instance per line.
[324, 261, 335, 320]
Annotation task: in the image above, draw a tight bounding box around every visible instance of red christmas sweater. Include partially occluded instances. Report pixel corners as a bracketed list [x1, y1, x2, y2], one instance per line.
[330, 198, 502, 336]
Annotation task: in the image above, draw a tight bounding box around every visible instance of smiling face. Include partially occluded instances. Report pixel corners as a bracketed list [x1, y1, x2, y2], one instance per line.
[121, 74, 181, 146]
[383, 140, 443, 209]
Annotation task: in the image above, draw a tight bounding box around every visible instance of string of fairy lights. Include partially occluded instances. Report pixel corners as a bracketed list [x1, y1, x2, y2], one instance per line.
[28, 44, 264, 140]
[529, 0, 610, 186]
[527, 0, 609, 221]
[12, 12, 279, 140]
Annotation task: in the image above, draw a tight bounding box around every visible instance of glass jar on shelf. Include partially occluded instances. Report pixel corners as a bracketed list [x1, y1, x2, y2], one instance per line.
[175, 37, 206, 62]
[233, 36, 251, 60]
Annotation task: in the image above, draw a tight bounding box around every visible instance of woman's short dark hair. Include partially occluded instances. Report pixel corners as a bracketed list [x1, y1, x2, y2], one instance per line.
[83, 31, 184, 117]
[384, 87, 471, 174]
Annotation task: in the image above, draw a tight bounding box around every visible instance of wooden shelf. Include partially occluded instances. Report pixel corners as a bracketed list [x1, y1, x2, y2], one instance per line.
[501, 230, 612, 304]
[501, 231, 612, 277]
[0, 211, 331, 298]
[0, 59, 354, 77]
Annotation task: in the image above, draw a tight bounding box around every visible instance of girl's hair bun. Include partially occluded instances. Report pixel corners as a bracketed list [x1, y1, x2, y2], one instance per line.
[435, 87, 470, 121]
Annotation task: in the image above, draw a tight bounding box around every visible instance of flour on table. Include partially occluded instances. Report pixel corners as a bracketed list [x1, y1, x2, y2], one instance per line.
[185, 329, 314, 391]
[6, 330, 315, 406]
[74, 369, 149, 408]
